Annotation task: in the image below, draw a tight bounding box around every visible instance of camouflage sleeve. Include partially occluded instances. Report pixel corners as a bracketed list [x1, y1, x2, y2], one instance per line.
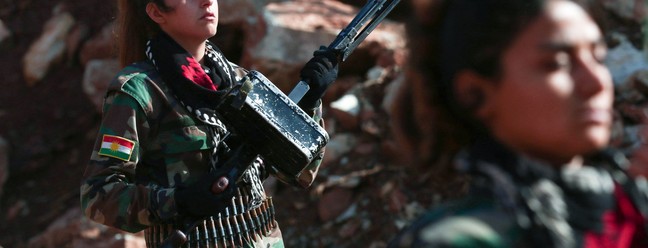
[389, 215, 506, 248]
[80, 90, 177, 233]
[293, 100, 325, 188]
[389, 200, 514, 248]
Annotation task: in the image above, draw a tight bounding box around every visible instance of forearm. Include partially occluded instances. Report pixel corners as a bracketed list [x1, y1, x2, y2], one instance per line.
[81, 91, 180, 232]
[81, 163, 157, 232]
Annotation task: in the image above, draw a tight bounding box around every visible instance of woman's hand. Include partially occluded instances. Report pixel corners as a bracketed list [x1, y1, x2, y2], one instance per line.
[298, 46, 340, 109]
[174, 173, 237, 217]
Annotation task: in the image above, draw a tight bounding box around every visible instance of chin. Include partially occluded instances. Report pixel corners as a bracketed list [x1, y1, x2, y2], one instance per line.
[198, 26, 218, 39]
[581, 128, 611, 152]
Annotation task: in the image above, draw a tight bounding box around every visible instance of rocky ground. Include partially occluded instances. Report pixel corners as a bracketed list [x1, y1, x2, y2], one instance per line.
[0, 0, 647, 247]
[0, 0, 113, 246]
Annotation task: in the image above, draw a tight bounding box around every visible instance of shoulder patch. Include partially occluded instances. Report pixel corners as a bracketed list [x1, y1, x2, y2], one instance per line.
[98, 135, 136, 161]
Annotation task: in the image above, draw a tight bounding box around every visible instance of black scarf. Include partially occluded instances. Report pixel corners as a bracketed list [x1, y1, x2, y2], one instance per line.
[457, 138, 615, 247]
[145, 32, 239, 168]
[146, 32, 238, 125]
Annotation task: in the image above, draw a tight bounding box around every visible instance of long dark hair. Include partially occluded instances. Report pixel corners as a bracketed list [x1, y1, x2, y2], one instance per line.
[116, 0, 170, 67]
[392, 0, 551, 174]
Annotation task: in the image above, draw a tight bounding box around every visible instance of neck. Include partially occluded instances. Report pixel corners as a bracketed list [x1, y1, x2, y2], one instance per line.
[519, 149, 583, 168]
[164, 31, 207, 62]
[180, 39, 206, 63]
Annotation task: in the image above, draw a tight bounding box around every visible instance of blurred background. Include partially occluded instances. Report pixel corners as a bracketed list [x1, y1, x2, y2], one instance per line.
[0, 0, 646, 247]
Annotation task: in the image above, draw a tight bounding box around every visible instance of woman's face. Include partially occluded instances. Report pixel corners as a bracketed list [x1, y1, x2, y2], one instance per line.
[156, 0, 219, 43]
[485, 0, 613, 163]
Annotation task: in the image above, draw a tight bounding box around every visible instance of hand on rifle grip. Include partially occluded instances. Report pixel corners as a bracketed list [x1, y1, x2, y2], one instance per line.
[299, 46, 340, 109]
[174, 172, 236, 217]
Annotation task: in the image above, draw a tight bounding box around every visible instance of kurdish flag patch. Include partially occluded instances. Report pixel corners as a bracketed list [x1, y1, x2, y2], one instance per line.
[98, 135, 135, 161]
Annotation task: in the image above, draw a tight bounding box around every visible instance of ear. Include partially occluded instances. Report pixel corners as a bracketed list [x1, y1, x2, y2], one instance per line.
[146, 2, 166, 24]
[453, 70, 497, 122]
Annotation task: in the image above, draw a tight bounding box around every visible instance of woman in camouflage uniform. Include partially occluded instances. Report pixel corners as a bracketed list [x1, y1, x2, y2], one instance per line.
[80, 0, 338, 247]
[389, 0, 648, 247]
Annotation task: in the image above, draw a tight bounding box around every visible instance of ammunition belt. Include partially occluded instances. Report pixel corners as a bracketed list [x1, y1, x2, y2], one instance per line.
[144, 197, 276, 248]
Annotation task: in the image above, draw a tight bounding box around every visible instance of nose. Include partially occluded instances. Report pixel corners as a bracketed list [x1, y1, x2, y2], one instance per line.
[201, 0, 214, 8]
[573, 50, 612, 100]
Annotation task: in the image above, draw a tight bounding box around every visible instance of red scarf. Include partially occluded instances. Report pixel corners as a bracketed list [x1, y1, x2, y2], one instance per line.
[585, 183, 648, 248]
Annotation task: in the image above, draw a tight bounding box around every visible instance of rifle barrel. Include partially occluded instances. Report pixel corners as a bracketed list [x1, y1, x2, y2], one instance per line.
[343, 0, 400, 60]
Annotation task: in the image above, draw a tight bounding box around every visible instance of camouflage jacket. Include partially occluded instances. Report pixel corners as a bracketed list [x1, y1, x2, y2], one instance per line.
[80, 61, 324, 233]
[389, 139, 648, 248]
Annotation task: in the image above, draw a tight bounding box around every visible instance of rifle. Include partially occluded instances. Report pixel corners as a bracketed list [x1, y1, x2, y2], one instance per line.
[160, 0, 400, 247]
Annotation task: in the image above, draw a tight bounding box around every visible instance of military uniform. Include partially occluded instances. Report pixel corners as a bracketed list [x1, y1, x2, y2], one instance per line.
[80, 59, 324, 247]
[389, 138, 648, 248]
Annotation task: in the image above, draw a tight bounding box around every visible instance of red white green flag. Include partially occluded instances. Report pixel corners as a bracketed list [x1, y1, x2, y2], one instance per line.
[98, 135, 135, 161]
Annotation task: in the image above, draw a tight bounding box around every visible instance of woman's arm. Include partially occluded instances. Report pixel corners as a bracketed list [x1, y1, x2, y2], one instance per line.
[80, 91, 177, 232]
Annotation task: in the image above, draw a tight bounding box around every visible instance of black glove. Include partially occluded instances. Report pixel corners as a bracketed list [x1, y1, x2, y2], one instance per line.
[299, 46, 340, 109]
[174, 171, 237, 217]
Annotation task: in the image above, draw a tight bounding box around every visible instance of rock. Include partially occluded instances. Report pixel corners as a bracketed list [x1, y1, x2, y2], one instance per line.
[79, 22, 116, 66]
[82, 59, 121, 112]
[375, 47, 407, 69]
[0, 19, 11, 45]
[27, 207, 145, 248]
[0, 136, 7, 198]
[360, 103, 382, 136]
[606, 33, 648, 86]
[65, 23, 89, 64]
[322, 133, 358, 168]
[218, 0, 268, 24]
[354, 142, 376, 155]
[241, 0, 405, 91]
[330, 92, 361, 131]
[387, 187, 408, 214]
[380, 181, 407, 213]
[28, 207, 87, 248]
[22, 10, 75, 85]
[318, 187, 354, 222]
[381, 72, 404, 113]
[322, 75, 360, 107]
[630, 69, 648, 97]
[241, 0, 351, 91]
[338, 217, 361, 238]
[628, 125, 648, 177]
[644, 19, 648, 58]
[600, 0, 647, 23]
[381, 138, 401, 163]
[72, 232, 146, 248]
[6, 200, 28, 221]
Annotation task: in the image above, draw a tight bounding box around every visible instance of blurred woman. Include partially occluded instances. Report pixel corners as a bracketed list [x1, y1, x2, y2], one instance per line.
[389, 0, 648, 247]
